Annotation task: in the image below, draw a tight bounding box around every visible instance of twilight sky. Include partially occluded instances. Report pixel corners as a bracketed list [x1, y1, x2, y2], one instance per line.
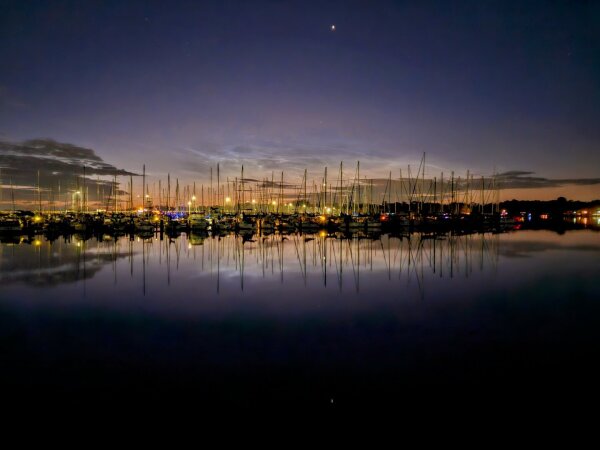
[1, 0, 600, 201]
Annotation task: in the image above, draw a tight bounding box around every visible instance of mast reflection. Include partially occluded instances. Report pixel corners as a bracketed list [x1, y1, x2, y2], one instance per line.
[0, 231, 502, 296]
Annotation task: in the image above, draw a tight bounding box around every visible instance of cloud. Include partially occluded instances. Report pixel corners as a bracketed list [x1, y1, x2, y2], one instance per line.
[497, 171, 600, 190]
[0, 139, 137, 208]
[176, 138, 600, 204]
[177, 138, 372, 181]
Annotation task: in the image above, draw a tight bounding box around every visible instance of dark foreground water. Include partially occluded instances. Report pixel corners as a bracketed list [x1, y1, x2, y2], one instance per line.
[1, 229, 599, 411]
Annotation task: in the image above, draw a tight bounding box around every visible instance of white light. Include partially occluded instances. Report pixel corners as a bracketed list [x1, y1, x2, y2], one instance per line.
[331, 24, 336, 31]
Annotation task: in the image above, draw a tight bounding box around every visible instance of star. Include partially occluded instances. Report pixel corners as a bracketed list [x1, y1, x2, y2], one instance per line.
[330, 24, 336, 31]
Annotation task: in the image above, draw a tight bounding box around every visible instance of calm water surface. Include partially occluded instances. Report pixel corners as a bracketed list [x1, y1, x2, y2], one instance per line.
[1, 229, 599, 409]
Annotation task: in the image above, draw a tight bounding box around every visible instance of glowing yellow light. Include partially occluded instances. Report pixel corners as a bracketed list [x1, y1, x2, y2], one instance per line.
[319, 215, 326, 222]
[187, 201, 191, 206]
[326, 207, 331, 213]
[192, 195, 196, 201]
[319, 230, 327, 237]
[225, 197, 231, 203]
[272, 201, 277, 206]
[34, 239, 41, 246]
[33, 216, 42, 222]
[76, 242, 81, 247]
[302, 204, 306, 208]
[252, 199, 256, 204]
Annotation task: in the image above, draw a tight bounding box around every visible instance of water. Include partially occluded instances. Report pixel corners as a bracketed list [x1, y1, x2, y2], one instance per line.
[1, 229, 599, 410]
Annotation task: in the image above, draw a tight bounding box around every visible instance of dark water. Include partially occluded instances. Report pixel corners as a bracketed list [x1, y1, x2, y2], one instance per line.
[1, 229, 599, 411]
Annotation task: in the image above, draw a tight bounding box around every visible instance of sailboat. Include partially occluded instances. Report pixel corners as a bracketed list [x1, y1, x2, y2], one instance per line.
[0, 213, 23, 233]
[188, 212, 209, 231]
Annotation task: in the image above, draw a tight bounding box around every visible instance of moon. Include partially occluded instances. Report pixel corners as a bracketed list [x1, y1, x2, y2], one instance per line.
[330, 24, 336, 31]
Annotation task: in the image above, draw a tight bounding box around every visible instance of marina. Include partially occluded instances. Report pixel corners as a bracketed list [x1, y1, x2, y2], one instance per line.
[2, 0, 600, 417]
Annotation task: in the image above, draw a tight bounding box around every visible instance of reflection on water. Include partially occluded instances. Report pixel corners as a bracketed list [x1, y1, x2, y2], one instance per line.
[0, 236, 133, 287]
[1, 229, 599, 409]
[2, 230, 600, 303]
[0, 232, 505, 301]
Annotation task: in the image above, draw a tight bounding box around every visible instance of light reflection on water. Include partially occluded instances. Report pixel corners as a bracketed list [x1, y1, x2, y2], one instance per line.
[1, 229, 600, 408]
[1, 229, 599, 316]
[1, 232, 499, 306]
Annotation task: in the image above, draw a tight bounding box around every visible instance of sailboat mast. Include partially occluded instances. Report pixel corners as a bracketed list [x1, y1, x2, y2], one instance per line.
[422, 152, 426, 214]
[82, 166, 86, 213]
[142, 164, 146, 211]
[357, 161, 360, 214]
[388, 171, 392, 213]
[338, 161, 343, 213]
[37, 169, 42, 214]
[304, 169, 307, 213]
[280, 171, 284, 214]
[115, 173, 119, 213]
[324, 166, 327, 214]
[241, 165, 245, 212]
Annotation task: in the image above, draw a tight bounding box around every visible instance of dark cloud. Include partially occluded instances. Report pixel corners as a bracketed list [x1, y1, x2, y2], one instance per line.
[0, 139, 137, 208]
[497, 171, 600, 190]
[0, 139, 135, 175]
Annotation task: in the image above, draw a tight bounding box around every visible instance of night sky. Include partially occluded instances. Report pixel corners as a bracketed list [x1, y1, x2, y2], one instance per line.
[1, 0, 599, 200]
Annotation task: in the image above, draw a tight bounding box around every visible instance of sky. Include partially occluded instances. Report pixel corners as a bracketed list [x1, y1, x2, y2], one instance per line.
[1, 0, 600, 202]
